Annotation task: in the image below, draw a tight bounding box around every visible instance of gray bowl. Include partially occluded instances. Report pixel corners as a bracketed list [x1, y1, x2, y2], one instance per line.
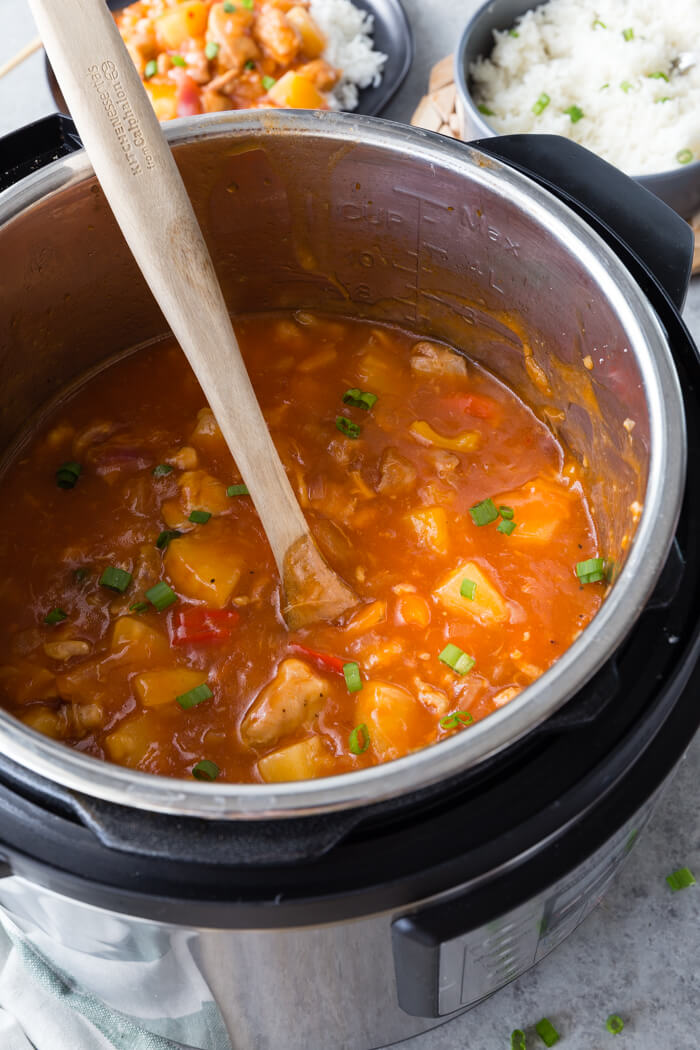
[454, 0, 700, 219]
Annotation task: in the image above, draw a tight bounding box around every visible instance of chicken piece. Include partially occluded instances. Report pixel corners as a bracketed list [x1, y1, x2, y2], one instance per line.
[43, 639, 91, 662]
[254, 5, 301, 64]
[434, 560, 508, 626]
[410, 340, 468, 378]
[240, 658, 329, 747]
[425, 449, 460, 478]
[190, 407, 227, 457]
[493, 685, 521, 708]
[376, 447, 417, 496]
[167, 445, 199, 471]
[258, 734, 333, 782]
[296, 59, 338, 90]
[412, 677, 450, 716]
[208, 2, 259, 72]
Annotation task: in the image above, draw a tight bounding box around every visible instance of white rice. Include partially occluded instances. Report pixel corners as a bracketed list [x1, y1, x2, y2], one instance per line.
[469, 0, 700, 175]
[311, 0, 387, 110]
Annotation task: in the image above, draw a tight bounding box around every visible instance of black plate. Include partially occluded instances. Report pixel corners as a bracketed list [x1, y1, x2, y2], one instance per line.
[46, 0, 413, 118]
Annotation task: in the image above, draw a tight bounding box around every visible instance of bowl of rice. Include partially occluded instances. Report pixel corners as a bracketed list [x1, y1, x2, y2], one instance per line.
[454, 0, 700, 218]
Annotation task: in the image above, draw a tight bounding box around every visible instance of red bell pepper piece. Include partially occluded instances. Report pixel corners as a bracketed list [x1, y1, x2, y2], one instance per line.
[172, 69, 202, 117]
[171, 607, 240, 646]
[289, 644, 346, 674]
[441, 393, 497, 420]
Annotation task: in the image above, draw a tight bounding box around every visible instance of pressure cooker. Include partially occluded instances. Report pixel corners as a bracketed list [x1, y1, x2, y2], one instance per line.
[0, 110, 698, 1050]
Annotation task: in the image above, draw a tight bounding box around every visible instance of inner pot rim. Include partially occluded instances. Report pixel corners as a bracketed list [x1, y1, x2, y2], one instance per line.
[0, 110, 686, 820]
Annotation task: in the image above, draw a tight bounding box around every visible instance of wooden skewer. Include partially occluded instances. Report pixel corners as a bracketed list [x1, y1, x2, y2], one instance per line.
[26, 0, 359, 630]
[0, 35, 42, 80]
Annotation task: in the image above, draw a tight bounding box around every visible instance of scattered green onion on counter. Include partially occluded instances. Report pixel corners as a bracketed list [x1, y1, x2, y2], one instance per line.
[176, 683, 213, 710]
[342, 388, 378, 411]
[99, 566, 132, 593]
[349, 723, 370, 755]
[145, 581, 178, 611]
[606, 1013, 625, 1034]
[511, 1030, 526, 1050]
[56, 461, 82, 489]
[439, 644, 475, 676]
[535, 1017, 560, 1046]
[44, 608, 68, 625]
[192, 759, 220, 780]
[343, 661, 363, 693]
[666, 866, 696, 891]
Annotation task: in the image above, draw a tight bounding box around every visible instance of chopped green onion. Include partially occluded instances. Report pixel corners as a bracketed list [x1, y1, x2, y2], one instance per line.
[600, 83, 609, 89]
[342, 388, 378, 411]
[56, 461, 82, 489]
[336, 415, 361, 439]
[171, 55, 187, 67]
[677, 148, 694, 165]
[99, 566, 132, 593]
[189, 509, 212, 524]
[511, 1031, 526, 1050]
[622, 27, 634, 40]
[532, 92, 550, 115]
[579, 570, 605, 584]
[262, 75, 276, 91]
[156, 529, 182, 550]
[223, 0, 235, 9]
[144, 59, 158, 79]
[152, 463, 173, 478]
[469, 497, 498, 526]
[460, 578, 477, 600]
[145, 580, 177, 611]
[606, 1014, 625, 1035]
[498, 505, 514, 520]
[509, 29, 519, 37]
[44, 608, 68, 625]
[192, 759, 220, 780]
[647, 71, 669, 81]
[655, 96, 671, 103]
[241, 0, 253, 7]
[129, 601, 149, 614]
[592, 18, 606, 28]
[176, 682, 213, 710]
[439, 644, 475, 676]
[666, 866, 696, 891]
[244, 59, 256, 71]
[564, 104, 584, 123]
[439, 710, 473, 730]
[478, 103, 495, 116]
[343, 661, 363, 693]
[73, 567, 90, 583]
[205, 41, 220, 60]
[620, 80, 633, 93]
[497, 519, 517, 536]
[227, 484, 249, 496]
[576, 557, 605, 579]
[535, 1017, 560, 1046]
[349, 723, 370, 754]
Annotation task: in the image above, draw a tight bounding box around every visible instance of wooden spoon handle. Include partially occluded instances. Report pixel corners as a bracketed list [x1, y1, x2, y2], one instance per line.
[27, 0, 310, 575]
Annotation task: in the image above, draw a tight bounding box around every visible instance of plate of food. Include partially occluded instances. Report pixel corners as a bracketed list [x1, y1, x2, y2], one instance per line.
[46, 0, 413, 119]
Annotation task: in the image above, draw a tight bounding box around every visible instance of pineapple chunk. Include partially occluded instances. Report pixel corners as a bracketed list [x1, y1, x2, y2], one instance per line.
[22, 704, 68, 739]
[286, 6, 326, 57]
[434, 560, 508, 626]
[241, 658, 329, 747]
[134, 668, 208, 708]
[495, 477, 574, 544]
[179, 470, 230, 515]
[155, 2, 208, 50]
[355, 680, 427, 762]
[164, 527, 242, 607]
[410, 341, 467, 378]
[267, 71, 326, 109]
[110, 616, 171, 665]
[105, 713, 155, 767]
[356, 350, 398, 393]
[189, 408, 228, 457]
[409, 420, 480, 453]
[258, 735, 331, 782]
[145, 82, 178, 122]
[405, 506, 449, 554]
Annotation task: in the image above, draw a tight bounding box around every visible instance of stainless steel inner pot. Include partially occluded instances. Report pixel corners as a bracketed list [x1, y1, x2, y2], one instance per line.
[0, 111, 685, 819]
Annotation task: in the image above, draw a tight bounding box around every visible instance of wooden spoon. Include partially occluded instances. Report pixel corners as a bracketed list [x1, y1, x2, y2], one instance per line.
[28, 0, 358, 630]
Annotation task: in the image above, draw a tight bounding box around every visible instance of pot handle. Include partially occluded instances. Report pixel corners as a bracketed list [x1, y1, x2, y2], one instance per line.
[470, 134, 694, 312]
[0, 113, 82, 193]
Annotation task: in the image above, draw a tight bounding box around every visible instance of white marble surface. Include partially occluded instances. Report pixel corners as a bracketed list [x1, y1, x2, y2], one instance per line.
[0, 1, 698, 1048]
